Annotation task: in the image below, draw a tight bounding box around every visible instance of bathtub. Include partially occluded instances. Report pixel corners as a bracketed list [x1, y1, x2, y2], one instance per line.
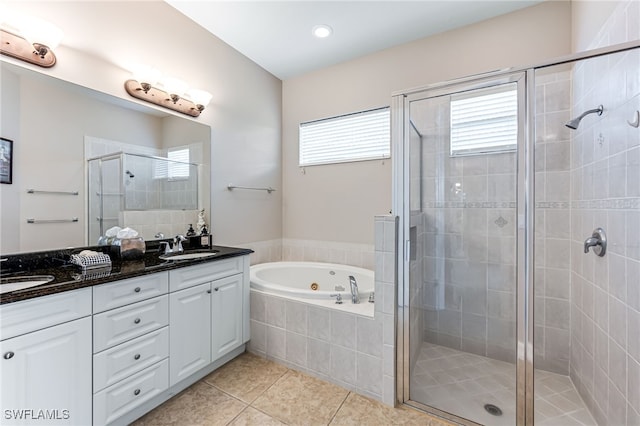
[250, 261, 375, 315]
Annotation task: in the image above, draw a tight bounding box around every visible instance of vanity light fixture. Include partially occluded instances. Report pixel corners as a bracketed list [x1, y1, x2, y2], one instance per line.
[312, 24, 333, 38]
[0, 14, 63, 68]
[124, 66, 212, 118]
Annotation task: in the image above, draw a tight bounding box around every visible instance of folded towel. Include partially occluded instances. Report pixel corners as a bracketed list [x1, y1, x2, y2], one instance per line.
[116, 227, 139, 239]
[105, 226, 122, 237]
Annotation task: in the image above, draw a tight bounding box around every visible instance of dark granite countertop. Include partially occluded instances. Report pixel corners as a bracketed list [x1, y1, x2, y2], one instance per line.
[0, 243, 253, 305]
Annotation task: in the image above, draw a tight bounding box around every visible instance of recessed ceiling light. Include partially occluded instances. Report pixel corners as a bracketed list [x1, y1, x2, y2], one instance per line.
[312, 24, 332, 38]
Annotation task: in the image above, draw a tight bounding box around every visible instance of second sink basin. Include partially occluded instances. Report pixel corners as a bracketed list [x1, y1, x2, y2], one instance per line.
[0, 275, 56, 294]
[159, 250, 219, 261]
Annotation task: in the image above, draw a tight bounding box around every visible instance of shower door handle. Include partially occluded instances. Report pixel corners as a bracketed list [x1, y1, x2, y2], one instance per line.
[584, 228, 606, 257]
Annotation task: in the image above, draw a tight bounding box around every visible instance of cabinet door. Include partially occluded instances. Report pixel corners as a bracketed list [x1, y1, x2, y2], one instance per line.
[169, 283, 211, 386]
[0, 317, 92, 425]
[211, 274, 244, 360]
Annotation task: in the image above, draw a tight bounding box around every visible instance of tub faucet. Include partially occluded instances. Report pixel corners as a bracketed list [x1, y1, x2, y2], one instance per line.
[349, 275, 360, 304]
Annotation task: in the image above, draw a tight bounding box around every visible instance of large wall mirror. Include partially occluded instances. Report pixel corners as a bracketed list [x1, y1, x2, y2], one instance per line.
[0, 62, 211, 254]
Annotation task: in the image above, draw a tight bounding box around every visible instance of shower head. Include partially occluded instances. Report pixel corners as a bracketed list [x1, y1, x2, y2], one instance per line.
[565, 105, 603, 130]
[125, 170, 135, 178]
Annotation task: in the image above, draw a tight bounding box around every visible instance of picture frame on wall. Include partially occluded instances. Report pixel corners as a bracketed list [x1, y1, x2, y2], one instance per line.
[0, 137, 13, 184]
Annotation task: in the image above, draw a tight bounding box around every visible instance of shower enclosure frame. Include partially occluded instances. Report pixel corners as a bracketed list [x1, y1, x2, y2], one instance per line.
[392, 40, 640, 426]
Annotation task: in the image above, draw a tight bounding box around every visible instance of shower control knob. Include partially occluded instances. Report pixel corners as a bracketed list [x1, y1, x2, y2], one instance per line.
[584, 228, 606, 257]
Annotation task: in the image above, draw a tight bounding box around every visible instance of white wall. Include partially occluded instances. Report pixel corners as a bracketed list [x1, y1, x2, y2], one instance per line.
[282, 1, 573, 246]
[0, 70, 21, 253]
[571, 1, 624, 52]
[0, 1, 282, 251]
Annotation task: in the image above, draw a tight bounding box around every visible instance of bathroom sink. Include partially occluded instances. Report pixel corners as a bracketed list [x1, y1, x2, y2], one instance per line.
[159, 250, 219, 261]
[0, 275, 56, 294]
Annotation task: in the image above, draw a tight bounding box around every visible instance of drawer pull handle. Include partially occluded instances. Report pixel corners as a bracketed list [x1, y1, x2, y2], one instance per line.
[214, 287, 219, 292]
[134, 354, 141, 360]
[207, 289, 212, 294]
[134, 287, 141, 293]
[134, 389, 141, 396]
[134, 318, 141, 324]
[3, 352, 14, 360]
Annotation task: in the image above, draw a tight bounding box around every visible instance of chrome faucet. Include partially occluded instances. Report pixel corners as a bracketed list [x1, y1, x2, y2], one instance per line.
[349, 275, 360, 304]
[158, 241, 172, 255]
[174, 235, 187, 253]
[158, 235, 187, 255]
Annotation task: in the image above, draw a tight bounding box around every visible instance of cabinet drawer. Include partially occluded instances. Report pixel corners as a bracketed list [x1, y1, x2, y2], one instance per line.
[169, 257, 243, 292]
[93, 358, 168, 426]
[93, 326, 169, 393]
[93, 273, 169, 313]
[1, 288, 92, 341]
[93, 295, 168, 353]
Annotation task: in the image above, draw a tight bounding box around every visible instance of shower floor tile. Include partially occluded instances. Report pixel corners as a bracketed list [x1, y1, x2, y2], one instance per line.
[410, 342, 597, 426]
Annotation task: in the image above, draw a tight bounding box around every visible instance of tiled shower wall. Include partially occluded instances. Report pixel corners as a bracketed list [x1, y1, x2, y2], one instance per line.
[122, 154, 198, 211]
[85, 136, 202, 242]
[568, 2, 640, 424]
[416, 94, 518, 363]
[412, 71, 574, 371]
[534, 69, 573, 375]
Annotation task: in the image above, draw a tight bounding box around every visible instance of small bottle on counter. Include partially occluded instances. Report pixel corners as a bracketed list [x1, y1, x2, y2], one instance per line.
[200, 225, 211, 247]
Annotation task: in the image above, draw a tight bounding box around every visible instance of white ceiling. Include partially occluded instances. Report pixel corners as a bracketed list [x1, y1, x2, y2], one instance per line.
[165, 1, 542, 80]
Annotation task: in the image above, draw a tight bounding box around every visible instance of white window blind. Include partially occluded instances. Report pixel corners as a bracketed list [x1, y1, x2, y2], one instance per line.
[299, 107, 390, 166]
[154, 147, 190, 179]
[450, 84, 517, 156]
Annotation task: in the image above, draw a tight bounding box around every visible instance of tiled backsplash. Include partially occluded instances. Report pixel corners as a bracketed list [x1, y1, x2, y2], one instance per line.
[122, 209, 200, 241]
[240, 238, 375, 270]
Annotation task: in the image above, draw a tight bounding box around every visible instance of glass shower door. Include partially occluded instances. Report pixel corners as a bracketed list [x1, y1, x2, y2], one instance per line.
[87, 155, 122, 244]
[404, 75, 524, 425]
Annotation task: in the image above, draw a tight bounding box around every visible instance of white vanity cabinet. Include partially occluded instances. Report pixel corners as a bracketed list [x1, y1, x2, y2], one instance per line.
[0, 288, 93, 426]
[169, 282, 212, 384]
[211, 273, 244, 359]
[92, 273, 170, 426]
[168, 256, 249, 386]
[0, 252, 250, 426]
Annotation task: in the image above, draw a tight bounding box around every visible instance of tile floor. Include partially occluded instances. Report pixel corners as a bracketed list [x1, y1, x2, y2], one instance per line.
[132, 352, 452, 426]
[410, 342, 597, 426]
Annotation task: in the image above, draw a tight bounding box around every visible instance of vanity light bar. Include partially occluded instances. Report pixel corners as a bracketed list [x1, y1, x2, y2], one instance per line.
[125, 80, 202, 118]
[0, 29, 56, 68]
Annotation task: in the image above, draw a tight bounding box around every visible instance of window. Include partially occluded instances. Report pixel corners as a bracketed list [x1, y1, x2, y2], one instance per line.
[450, 83, 517, 156]
[154, 147, 190, 180]
[299, 107, 390, 166]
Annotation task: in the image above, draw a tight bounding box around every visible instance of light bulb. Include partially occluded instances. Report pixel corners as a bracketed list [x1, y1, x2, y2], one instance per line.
[187, 89, 212, 111]
[312, 24, 332, 38]
[132, 65, 161, 87]
[18, 15, 63, 50]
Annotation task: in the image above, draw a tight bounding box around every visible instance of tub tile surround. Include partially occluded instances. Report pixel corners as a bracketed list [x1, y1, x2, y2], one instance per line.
[241, 238, 375, 269]
[568, 2, 640, 423]
[133, 352, 452, 426]
[248, 216, 397, 406]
